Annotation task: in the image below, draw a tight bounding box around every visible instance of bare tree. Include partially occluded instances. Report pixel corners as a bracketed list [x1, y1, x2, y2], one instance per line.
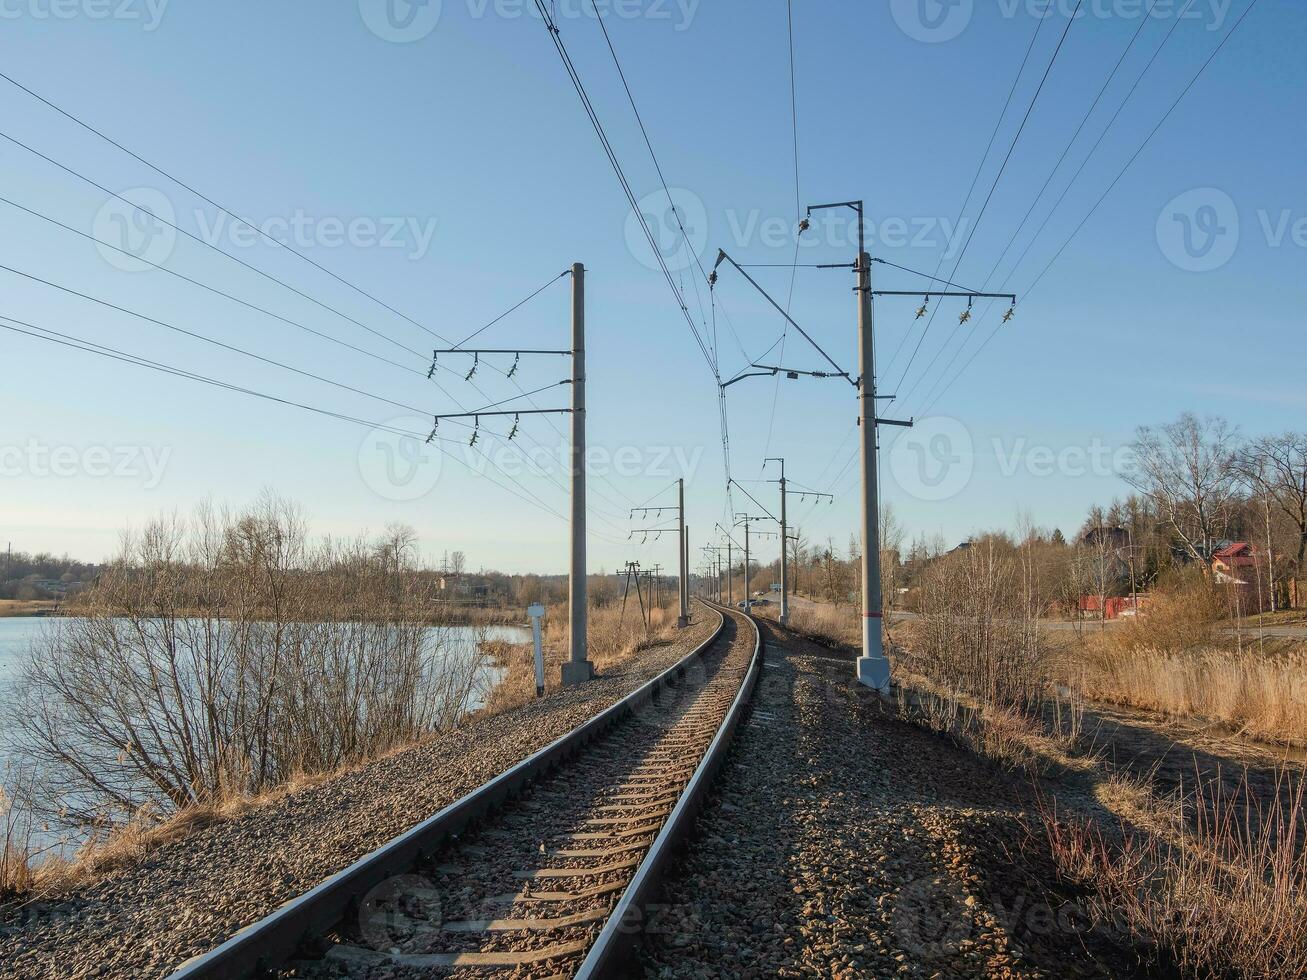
[4, 498, 487, 831]
[1126, 413, 1241, 562]
[1236, 432, 1307, 570]
[449, 550, 468, 576]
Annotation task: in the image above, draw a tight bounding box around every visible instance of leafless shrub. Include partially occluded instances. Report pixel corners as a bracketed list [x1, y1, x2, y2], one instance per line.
[2, 495, 487, 834]
[903, 536, 1048, 712]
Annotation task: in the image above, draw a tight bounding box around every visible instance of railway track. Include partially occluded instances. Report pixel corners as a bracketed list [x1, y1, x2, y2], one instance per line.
[168, 599, 760, 980]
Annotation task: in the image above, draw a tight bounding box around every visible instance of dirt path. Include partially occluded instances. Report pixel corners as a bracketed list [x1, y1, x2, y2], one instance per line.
[638, 620, 1162, 979]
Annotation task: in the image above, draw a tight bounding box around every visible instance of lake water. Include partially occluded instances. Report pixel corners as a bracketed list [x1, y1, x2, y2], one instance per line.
[0, 616, 528, 851]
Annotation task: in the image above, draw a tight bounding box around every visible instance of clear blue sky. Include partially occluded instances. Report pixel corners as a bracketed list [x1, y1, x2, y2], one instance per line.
[0, 0, 1302, 574]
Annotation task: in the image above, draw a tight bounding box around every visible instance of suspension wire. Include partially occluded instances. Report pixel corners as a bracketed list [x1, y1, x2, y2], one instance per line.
[0, 69, 483, 349]
[582, 0, 735, 500]
[893, 0, 1084, 402]
[881, 11, 1049, 380]
[0, 193, 432, 379]
[452, 270, 572, 348]
[0, 262, 483, 427]
[530, 0, 715, 374]
[0, 129, 431, 360]
[761, 0, 803, 471]
[897, 0, 1170, 415]
[0, 315, 597, 522]
[918, 0, 1263, 418]
[0, 78, 640, 531]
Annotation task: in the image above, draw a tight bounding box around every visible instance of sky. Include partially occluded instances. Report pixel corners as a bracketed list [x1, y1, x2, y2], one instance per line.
[0, 0, 1302, 576]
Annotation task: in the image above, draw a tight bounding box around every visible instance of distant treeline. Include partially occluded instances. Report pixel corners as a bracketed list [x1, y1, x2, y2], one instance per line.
[0, 548, 102, 600]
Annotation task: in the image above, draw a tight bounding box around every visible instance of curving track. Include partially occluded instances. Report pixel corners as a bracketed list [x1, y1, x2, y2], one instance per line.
[167, 600, 760, 980]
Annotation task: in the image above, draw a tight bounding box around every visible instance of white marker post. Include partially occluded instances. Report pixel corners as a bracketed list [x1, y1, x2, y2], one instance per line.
[528, 602, 546, 698]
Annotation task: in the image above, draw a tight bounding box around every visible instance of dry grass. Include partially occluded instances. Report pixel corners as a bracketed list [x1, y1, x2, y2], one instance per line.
[480, 601, 680, 716]
[1042, 769, 1307, 978]
[1052, 576, 1307, 748]
[0, 598, 59, 618]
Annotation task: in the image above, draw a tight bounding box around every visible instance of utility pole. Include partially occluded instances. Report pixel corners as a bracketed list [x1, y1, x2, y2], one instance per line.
[677, 479, 689, 627]
[561, 262, 593, 684]
[683, 524, 691, 620]
[724, 532, 733, 606]
[764, 458, 833, 625]
[768, 458, 789, 623]
[854, 248, 888, 691]
[733, 515, 773, 610]
[424, 264, 589, 684]
[701, 545, 725, 603]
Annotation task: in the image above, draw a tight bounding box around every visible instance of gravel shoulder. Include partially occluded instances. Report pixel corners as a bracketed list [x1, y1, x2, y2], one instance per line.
[637, 619, 1162, 980]
[0, 614, 717, 980]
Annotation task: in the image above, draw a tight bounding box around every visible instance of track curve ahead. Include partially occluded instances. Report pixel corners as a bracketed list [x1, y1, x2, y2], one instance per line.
[167, 599, 760, 980]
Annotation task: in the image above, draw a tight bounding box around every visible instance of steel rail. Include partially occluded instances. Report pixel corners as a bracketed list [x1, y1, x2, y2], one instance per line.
[577, 600, 763, 977]
[166, 600, 739, 980]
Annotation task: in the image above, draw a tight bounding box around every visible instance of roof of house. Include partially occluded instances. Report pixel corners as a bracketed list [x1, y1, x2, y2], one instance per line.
[1212, 542, 1259, 566]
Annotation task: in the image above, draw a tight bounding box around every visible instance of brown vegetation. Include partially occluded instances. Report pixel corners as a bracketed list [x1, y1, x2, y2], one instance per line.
[481, 600, 681, 716]
[1042, 770, 1307, 978]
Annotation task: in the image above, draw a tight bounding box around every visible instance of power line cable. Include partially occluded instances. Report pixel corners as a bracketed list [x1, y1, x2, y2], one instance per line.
[0, 70, 462, 349]
[892, 1, 1083, 397]
[919, 0, 1262, 417]
[761, 0, 803, 469]
[882, 12, 1049, 378]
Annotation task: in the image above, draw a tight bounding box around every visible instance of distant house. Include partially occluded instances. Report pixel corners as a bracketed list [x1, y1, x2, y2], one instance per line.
[1078, 594, 1150, 620]
[1210, 541, 1261, 586]
[1210, 541, 1274, 613]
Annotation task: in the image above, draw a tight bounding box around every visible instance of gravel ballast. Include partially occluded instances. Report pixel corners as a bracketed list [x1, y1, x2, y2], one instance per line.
[637, 620, 1158, 980]
[0, 616, 717, 980]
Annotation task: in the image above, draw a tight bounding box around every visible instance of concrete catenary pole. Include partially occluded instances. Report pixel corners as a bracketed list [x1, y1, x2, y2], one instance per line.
[677, 479, 689, 627]
[725, 536, 732, 607]
[769, 458, 789, 624]
[683, 525, 691, 615]
[856, 250, 890, 692]
[562, 262, 594, 686]
[743, 519, 751, 610]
